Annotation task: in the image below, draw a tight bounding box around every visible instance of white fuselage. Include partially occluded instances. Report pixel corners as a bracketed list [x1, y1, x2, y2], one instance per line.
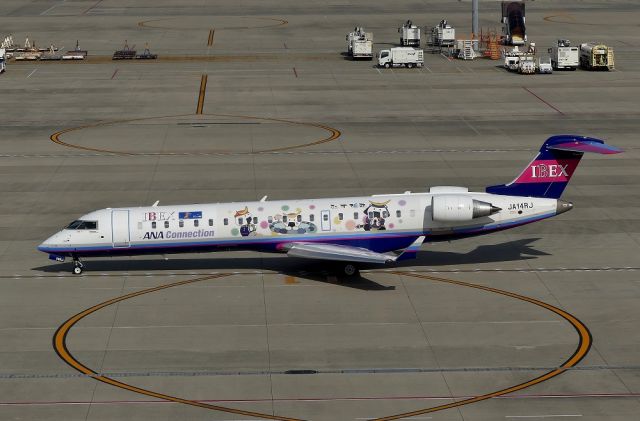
[39, 190, 561, 258]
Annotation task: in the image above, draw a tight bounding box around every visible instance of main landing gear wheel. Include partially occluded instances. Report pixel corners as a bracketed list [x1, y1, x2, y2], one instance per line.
[343, 263, 359, 277]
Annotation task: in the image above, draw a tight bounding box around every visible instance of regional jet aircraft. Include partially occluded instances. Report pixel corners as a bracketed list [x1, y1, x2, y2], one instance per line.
[39, 135, 621, 275]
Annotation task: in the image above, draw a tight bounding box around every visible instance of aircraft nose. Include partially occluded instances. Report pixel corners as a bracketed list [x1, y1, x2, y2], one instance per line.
[556, 199, 574, 215]
[37, 232, 64, 252]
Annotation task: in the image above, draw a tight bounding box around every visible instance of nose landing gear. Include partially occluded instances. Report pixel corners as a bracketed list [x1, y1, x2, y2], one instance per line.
[72, 257, 84, 275]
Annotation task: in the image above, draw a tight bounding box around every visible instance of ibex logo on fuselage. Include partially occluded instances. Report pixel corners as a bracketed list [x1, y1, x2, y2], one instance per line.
[530, 163, 569, 178]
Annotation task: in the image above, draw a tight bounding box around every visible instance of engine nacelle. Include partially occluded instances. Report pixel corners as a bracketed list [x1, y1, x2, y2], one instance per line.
[432, 195, 501, 222]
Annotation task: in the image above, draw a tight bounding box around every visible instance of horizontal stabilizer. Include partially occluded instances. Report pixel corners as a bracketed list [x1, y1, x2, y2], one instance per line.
[547, 139, 622, 155]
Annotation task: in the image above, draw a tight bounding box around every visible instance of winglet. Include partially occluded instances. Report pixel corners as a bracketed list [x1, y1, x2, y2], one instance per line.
[394, 236, 425, 261]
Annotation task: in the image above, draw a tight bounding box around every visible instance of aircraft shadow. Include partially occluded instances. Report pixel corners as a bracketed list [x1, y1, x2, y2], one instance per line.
[32, 238, 547, 291]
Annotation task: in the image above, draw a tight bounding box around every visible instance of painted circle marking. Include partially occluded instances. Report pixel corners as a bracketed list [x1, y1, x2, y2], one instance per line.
[138, 17, 288, 30]
[50, 113, 341, 156]
[53, 271, 591, 420]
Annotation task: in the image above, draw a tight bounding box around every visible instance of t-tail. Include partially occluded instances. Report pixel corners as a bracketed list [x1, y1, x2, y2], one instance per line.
[486, 135, 622, 199]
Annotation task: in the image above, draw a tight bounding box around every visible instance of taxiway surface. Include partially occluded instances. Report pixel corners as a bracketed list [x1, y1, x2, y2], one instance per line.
[1, 1, 639, 420]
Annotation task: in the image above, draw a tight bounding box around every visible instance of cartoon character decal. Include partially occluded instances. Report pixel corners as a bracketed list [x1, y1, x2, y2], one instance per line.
[234, 206, 256, 237]
[269, 209, 317, 235]
[359, 200, 390, 231]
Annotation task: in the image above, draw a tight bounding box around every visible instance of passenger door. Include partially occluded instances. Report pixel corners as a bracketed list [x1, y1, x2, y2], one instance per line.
[112, 210, 130, 248]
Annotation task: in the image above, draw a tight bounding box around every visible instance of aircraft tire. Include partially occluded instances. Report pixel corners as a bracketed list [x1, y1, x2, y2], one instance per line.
[73, 266, 83, 275]
[343, 263, 358, 277]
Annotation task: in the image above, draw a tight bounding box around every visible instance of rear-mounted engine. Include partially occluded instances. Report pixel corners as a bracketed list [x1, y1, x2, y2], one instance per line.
[432, 195, 501, 222]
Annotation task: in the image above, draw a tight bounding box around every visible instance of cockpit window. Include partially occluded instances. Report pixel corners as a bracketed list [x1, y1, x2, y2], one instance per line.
[66, 220, 98, 230]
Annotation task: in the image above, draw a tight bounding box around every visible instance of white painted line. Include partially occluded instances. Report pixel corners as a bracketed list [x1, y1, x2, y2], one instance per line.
[40, 1, 64, 16]
[26, 69, 37, 79]
[424, 65, 433, 73]
[375, 67, 382, 75]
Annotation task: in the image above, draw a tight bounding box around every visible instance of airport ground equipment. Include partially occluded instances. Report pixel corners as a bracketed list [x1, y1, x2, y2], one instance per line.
[501, 1, 526, 45]
[537, 56, 553, 74]
[378, 47, 423, 68]
[14, 37, 41, 60]
[62, 40, 87, 60]
[1, 36, 14, 57]
[479, 28, 503, 60]
[426, 19, 456, 53]
[503, 46, 521, 71]
[0, 49, 5, 73]
[518, 55, 535, 74]
[580, 42, 614, 70]
[40, 44, 62, 60]
[456, 40, 476, 60]
[346, 27, 373, 60]
[136, 44, 158, 60]
[398, 20, 420, 47]
[548, 39, 578, 70]
[113, 41, 136, 60]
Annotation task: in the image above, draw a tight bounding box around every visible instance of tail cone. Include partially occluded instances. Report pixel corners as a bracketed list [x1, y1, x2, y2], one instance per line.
[556, 200, 573, 215]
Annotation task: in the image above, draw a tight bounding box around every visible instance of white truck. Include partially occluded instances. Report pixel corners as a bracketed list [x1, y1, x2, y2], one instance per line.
[548, 39, 578, 70]
[429, 19, 456, 47]
[346, 27, 373, 60]
[398, 20, 420, 47]
[378, 47, 423, 68]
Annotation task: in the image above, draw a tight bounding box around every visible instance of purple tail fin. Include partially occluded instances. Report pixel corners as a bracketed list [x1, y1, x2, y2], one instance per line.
[486, 135, 622, 199]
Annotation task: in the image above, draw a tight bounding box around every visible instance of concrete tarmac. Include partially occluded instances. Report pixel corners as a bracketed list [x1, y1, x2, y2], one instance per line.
[0, 0, 639, 420]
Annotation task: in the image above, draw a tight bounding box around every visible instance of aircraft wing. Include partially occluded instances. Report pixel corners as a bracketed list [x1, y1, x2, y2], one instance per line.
[284, 236, 425, 264]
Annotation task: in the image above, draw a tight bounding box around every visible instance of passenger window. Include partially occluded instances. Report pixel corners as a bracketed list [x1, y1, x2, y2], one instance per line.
[224, 218, 228, 226]
[268, 216, 273, 223]
[338, 213, 343, 220]
[209, 219, 213, 226]
[164, 221, 169, 229]
[283, 215, 288, 222]
[410, 209, 416, 217]
[296, 215, 302, 222]
[396, 210, 402, 218]
[152, 221, 156, 229]
[179, 220, 184, 228]
[323, 214, 329, 221]
[383, 211, 389, 218]
[309, 214, 315, 222]
[194, 219, 199, 227]
[354, 212, 358, 219]
[253, 217, 258, 224]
